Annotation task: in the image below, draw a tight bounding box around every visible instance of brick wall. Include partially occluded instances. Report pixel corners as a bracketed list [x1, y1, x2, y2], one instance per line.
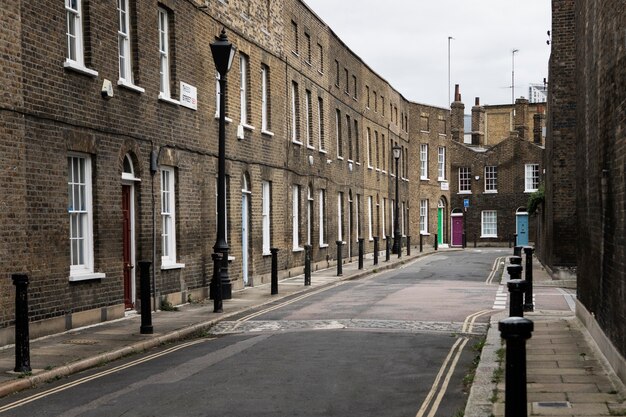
[575, 0, 626, 360]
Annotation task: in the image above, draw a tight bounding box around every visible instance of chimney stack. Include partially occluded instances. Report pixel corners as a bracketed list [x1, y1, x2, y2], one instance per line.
[450, 84, 465, 142]
[514, 97, 529, 139]
[471, 97, 485, 146]
[533, 105, 545, 145]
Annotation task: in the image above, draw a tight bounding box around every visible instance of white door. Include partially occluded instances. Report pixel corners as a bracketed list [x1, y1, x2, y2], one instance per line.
[242, 192, 249, 286]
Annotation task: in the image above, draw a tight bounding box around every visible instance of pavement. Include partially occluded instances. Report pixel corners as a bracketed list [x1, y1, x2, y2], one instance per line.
[465, 255, 626, 417]
[0, 246, 624, 417]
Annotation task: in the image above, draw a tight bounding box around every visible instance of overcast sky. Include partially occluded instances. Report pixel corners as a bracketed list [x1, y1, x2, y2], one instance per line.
[303, 0, 551, 109]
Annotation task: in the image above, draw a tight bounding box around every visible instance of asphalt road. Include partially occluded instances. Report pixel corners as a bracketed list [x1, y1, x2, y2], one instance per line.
[0, 249, 508, 417]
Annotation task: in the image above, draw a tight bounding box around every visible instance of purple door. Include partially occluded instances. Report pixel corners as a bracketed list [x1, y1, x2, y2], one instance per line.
[452, 216, 464, 246]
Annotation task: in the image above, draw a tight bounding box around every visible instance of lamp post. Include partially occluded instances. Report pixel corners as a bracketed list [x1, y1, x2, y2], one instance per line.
[392, 144, 402, 256]
[512, 48, 519, 104]
[210, 29, 236, 308]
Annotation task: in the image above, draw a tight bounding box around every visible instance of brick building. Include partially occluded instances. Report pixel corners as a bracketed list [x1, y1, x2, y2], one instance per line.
[569, 0, 625, 383]
[447, 86, 546, 247]
[0, 0, 445, 343]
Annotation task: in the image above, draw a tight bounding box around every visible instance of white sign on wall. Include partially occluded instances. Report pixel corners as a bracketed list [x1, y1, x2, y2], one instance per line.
[440, 181, 449, 191]
[180, 82, 197, 110]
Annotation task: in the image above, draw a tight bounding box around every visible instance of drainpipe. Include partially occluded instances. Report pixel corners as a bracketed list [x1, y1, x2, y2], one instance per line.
[150, 146, 159, 311]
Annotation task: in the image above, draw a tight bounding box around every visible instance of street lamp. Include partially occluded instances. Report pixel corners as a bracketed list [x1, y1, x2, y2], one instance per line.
[392, 144, 402, 257]
[210, 29, 236, 312]
[512, 48, 519, 104]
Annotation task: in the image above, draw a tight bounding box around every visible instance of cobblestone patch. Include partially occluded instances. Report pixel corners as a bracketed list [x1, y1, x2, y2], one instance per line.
[209, 319, 488, 335]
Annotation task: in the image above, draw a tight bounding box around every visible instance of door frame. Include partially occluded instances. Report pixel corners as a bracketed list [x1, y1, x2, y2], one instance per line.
[515, 208, 529, 246]
[450, 209, 464, 247]
[241, 175, 251, 286]
[122, 182, 136, 309]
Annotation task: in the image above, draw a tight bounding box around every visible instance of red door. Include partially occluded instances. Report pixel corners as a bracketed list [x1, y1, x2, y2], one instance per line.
[122, 185, 133, 309]
[452, 216, 464, 247]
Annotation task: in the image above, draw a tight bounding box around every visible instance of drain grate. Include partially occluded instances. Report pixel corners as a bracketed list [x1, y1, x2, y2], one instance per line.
[533, 401, 571, 409]
[63, 339, 98, 345]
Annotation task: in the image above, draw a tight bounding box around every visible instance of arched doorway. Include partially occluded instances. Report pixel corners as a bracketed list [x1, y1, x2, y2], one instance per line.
[451, 208, 464, 247]
[515, 207, 529, 246]
[241, 174, 251, 286]
[437, 197, 448, 247]
[121, 154, 140, 309]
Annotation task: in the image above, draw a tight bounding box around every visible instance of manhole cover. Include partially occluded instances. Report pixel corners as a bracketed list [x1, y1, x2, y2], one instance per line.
[63, 339, 98, 345]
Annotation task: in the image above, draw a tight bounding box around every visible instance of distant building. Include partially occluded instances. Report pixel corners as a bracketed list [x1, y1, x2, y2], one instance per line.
[528, 83, 548, 103]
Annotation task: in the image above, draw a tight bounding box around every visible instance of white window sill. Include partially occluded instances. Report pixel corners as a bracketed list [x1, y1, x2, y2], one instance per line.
[305, 60, 312, 67]
[355, 162, 361, 166]
[242, 123, 255, 131]
[319, 243, 329, 248]
[438, 178, 446, 182]
[420, 130, 430, 134]
[292, 51, 299, 57]
[420, 232, 431, 236]
[307, 145, 316, 150]
[158, 94, 180, 106]
[63, 60, 99, 77]
[524, 189, 538, 193]
[368, 165, 373, 170]
[439, 134, 447, 137]
[319, 149, 327, 154]
[161, 262, 185, 270]
[458, 191, 472, 194]
[292, 139, 303, 146]
[118, 79, 146, 94]
[318, 70, 324, 76]
[420, 177, 430, 181]
[484, 190, 498, 194]
[337, 156, 344, 161]
[481, 235, 497, 238]
[69, 272, 106, 282]
[214, 113, 233, 123]
[262, 252, 272, 257]
[375, 168, 381, 172]
[261, 129, 275, 137]
[292, 247, 304, 252]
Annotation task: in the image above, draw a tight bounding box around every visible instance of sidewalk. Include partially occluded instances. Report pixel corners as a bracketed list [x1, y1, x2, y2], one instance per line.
[465, 256, 626, 417]
[0, 246, 436, 398]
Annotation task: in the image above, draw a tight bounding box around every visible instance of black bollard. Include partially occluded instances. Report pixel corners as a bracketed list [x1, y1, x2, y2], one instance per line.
[510, 255, 522, 266]
[358, 238, 364, 269]
[474, 233, 477, 248]
[420, 234, 423, 252]
[507, 279, 528, 317]
[304, 245, 312, 286]
[462, 232, 467, 248]
[507, 264, 523, 281]
[434, 234, 438, 251]
[12, 274, 31, 373]
[271, 247, 279, 294]
[523, 246, 534, 311]
[406, 236, 411, 256]
[336, 241, 343, 276]
[212, 253, 223, 313]
[513, 245, 522, 257]
[138, 261, 153, 334]
[373, 236, 379, 265]
[385, 236, 391, 261]
[499, 317, 533, 417]
[398, 236, 402, 259]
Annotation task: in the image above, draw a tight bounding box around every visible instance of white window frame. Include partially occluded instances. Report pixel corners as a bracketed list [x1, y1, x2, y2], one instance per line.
[420, 199, 428, 234]
[319, 189, 327, 247]
[355, 194, 361, 240]
[381, 198, 386, 238]
[525, 164, 539, 192]
[261, 65, 271, 134]
[485, 166, 498, 193]
[459, 167, 472, 194]
[307, 186, 313, 246]
[158, 8, 175, 102]
[291, 81, 301, 144]
[337, 192, 344, 242]
[64, 0, 98, 76]
[305, 90, 313, 148]
[367, 196, 373, 240]
[420, 144, 428, 179]
[336, 109, 343, 159]
[262, 181, 271, 255]
[367, 128, 373, 169]
[481, 210, 498, 237]
[292, 185, 302, 250]
[317, 97, 325, 151]
[239, 54, 249, 125]
[161, 167, 183, 268]
[390, 199, 395, 238]
[68, 154, 103, 281]
[117, 0, 140, 90]
[437, 146, 446, 181]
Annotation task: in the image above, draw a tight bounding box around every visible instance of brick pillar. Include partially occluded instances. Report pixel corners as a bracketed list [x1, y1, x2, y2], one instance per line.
[450, 84, 465, 142]
[471, 97, 485, 146]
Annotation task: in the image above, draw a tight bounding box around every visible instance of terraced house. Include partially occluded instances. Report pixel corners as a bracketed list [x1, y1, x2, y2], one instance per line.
[1, 0, 543, 344]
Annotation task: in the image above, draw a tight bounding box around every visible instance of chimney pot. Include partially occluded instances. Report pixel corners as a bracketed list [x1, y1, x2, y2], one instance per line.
[475, 97, 480, 106]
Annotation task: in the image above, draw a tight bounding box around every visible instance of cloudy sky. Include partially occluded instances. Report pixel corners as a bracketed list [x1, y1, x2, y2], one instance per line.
[303, 0, 551, 109]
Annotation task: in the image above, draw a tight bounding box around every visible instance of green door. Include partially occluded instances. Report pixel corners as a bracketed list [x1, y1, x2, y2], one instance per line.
[437, 207, 443, 244]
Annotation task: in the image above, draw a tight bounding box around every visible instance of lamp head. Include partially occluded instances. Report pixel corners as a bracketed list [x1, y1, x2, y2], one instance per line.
[392, 144, 402, 160]
[210, 28, 237, 76]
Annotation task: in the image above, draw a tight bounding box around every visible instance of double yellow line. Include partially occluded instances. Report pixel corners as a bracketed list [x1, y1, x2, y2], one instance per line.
[0, 339, 206, 413]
